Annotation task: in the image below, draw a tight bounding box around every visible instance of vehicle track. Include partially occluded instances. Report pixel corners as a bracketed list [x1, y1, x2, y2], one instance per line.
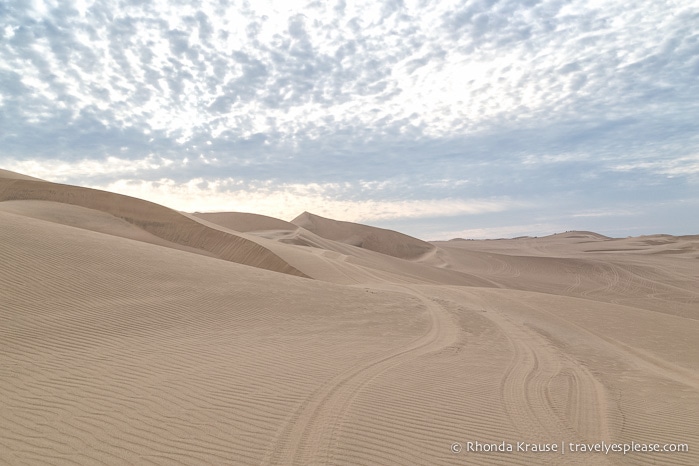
[260, 287, 458, 465]
[471, 296, 614, 465]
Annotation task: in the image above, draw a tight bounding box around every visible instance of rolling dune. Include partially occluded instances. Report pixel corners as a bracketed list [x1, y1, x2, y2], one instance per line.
[193, 211, 298, 233]
[2, 171, 698, 465]
[0, 175, 307, 278]
[292, 211, 435, 260]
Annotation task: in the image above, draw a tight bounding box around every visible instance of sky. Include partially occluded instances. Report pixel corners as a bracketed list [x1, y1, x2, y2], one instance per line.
[1, 0, 698, 240]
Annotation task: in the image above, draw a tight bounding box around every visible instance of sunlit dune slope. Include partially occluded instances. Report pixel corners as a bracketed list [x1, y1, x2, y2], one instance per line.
[193, 211, 298, 232]
[0, 209, 432, 464]
[433, 233, 699, 318]
[0, 177, 308, 278]
[189, 212, 495, 287]
[0, 169, 46, 182]
[292, 211, 435, 260]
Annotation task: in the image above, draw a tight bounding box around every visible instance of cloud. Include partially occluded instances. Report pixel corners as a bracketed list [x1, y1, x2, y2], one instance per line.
[612, 154, 699, 177]
[1, 0, 698, 236]
[569, 209, 637, 219]
[80, 176, 514, 223]
[434, 223, 565, 241]
[3, 0, 697, 146]
[5, 155, 175, 180]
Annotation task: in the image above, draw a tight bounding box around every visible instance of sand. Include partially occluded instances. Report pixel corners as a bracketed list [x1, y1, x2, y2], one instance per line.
[193, 211, 298, 233]
[1, 169, 698, 465]
[292, 211, 436, 260]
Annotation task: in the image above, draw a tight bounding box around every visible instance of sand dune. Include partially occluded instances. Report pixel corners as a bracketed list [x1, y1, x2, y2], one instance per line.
[188, 213, 495, 287]
[193, 211, 298, 233]
[0, 169, 46, 182]
[292, 211, 435, 260]
[0, 176, 307, 278]
[2, 172, 698, 465]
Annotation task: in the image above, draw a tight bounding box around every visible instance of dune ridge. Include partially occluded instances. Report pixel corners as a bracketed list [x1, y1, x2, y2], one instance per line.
[0, 169, 46, 182]
[0, 177, 308, 278]
[193, 211, 298, 232]
[292, 211, 436, 260]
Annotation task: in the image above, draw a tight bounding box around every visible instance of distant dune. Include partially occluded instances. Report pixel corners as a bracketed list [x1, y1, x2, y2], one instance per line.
[2, 169, 698, 465]
[193, 211, 298, 232]
[292, 211, 435, 260]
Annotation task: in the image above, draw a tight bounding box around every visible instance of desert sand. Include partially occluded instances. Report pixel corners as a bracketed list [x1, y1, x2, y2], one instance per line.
[1, 170, 698, 465]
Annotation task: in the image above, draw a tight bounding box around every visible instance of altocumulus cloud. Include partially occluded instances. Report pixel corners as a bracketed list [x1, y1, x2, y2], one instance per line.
[1, 0, 698, 239]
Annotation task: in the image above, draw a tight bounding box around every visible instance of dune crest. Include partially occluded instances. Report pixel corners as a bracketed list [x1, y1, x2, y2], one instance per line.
[0, 168, 46, 182]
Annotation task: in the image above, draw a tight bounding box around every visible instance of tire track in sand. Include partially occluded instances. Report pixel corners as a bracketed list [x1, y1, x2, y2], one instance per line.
[482, 302, 613, 464]
[260, 287, 458, 465]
